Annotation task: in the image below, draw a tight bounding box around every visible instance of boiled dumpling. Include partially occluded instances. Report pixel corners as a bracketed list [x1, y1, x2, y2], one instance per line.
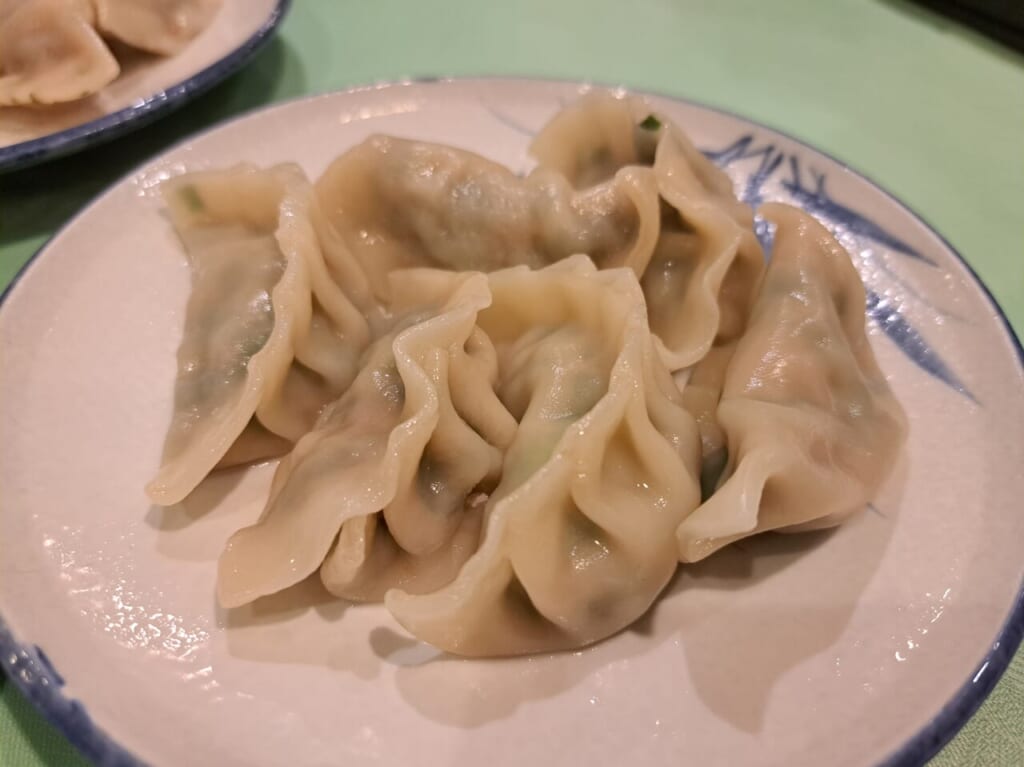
[675, 203, 907, 562]
[146, 164, 370, 505]
[217, 270, 516, 608]
[93, 0, 221, 55]
[146, 93, 909, 659]
[316, 92, 765, 373]
[530, 91, 767, 369]
[315, 134, 660, 302]
[0, 0, 119, 105]
[386, 256, 702, 656]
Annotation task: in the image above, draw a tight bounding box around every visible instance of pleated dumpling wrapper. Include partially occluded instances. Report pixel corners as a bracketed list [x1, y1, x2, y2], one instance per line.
[0, 0, 119, 105]
[315, 91, 764, 375]
[92, 0, 221, 55]
[217, 269, 516, 609]
[529, 91, 767, 370]
[676, 203, 908, 562]
[146, 165, 371, 506]
[385, 256, 702, 657]
[315, 130, 661, 301]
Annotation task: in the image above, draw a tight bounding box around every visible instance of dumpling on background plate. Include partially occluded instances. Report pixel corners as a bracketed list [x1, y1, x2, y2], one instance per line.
[93, 0, 222, 56]
[0, 0, 119, 106]
[0, 0, 222, 107]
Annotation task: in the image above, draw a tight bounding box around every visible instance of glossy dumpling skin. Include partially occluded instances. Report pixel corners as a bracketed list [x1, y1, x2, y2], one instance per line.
[0, 0, 118, 105]
[676, 203, 907, 562]
[316, 93, 765, 372]
[530, 92, 766, 370]
[93, 0, 221, 55]
[386, 256, 702, 656]
[315, 134, 660, 302]
[146, 165, 370, 505]
[217, 270, 517, 608]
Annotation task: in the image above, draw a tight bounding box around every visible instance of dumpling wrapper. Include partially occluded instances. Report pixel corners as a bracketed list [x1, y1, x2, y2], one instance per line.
[530, 91, 767, 370]
[93, 0, 222, 55]
[316, 92, 764, 373]
[315, 133, 660, 303]
[385, 256, 702, 656]
[217, 270, 516, 609]
[0, 0, 119, 106]
[321, 317, 514, 602]
[675, 203, 907, 562]
[146, 164, 370, 505]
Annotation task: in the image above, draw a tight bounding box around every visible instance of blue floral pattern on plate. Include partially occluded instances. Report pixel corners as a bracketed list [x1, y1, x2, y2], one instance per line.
[484, 100, 976, 401]
[703, 134, 976, 402]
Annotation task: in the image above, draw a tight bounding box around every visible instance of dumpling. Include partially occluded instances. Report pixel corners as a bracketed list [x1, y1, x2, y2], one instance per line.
[146, 164, 370, 505]
[386, 256, 702, 656]
[316, 92, 765, 373]
[92, 0, 221, 56]
[530, 91, 767, 369]
[675, 203, 907, 562]
[0, 0, 119, 105]
[217, 270, 517, 608]
[315, 134, 660, 302]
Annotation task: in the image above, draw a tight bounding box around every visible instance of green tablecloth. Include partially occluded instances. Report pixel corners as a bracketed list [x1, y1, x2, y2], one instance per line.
[1, 1, 1022, 764]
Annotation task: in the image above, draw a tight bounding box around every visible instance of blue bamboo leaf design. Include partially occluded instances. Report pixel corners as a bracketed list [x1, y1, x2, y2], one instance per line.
[705, 136, 937, 266]
[781, 156, 937, 266]
[866, 290, 977, 402]
[704, 133, 975, 403]
[703, 135, 762, 165]
[705, 137, 774, 209]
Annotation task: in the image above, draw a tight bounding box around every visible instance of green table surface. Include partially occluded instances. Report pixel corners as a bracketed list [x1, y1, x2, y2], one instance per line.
[1, 0, 1022, 764]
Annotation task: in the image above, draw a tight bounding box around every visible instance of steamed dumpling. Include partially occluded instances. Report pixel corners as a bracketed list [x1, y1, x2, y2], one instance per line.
[217, 270, 516, 608]
[675, 203, 907, 562]
[315, 134, 660, 302]
[386, 256, 702, 656]
[316, 91, 765, 373]
[148, 93, 908, 659]
[146, 165, 370, 505]
[530, 91, 767, 369]
[0, 0, 118, 105]
[93, 0, 221, 55]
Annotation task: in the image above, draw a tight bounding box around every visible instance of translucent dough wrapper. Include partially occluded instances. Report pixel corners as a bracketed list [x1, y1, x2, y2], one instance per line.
[217, 270, 514, 608]
[93, 0, 221, 55]
[0, 0, 118, 105]
[676, 203, 907, 562]
[386, 257, 702, 656]
[146, 164, 370, 505]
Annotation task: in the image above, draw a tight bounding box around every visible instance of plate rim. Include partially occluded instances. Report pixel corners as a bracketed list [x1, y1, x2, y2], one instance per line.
[0, 76, 1021, 767]
[0, 0, 293, 174]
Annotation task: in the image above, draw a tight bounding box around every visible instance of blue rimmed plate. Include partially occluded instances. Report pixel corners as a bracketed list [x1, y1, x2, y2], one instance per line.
[0, 79, 1022, 766]
[0, 0, 290, 173]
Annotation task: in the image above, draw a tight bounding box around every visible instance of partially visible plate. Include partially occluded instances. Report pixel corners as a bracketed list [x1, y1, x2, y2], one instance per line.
[0, 0, 290, 172]
[0, 79, 1022, 767]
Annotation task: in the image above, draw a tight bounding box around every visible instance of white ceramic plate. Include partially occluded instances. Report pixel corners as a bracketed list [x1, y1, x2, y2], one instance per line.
[1, 79, 1022, 767]
[0, 0, 290, 172]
